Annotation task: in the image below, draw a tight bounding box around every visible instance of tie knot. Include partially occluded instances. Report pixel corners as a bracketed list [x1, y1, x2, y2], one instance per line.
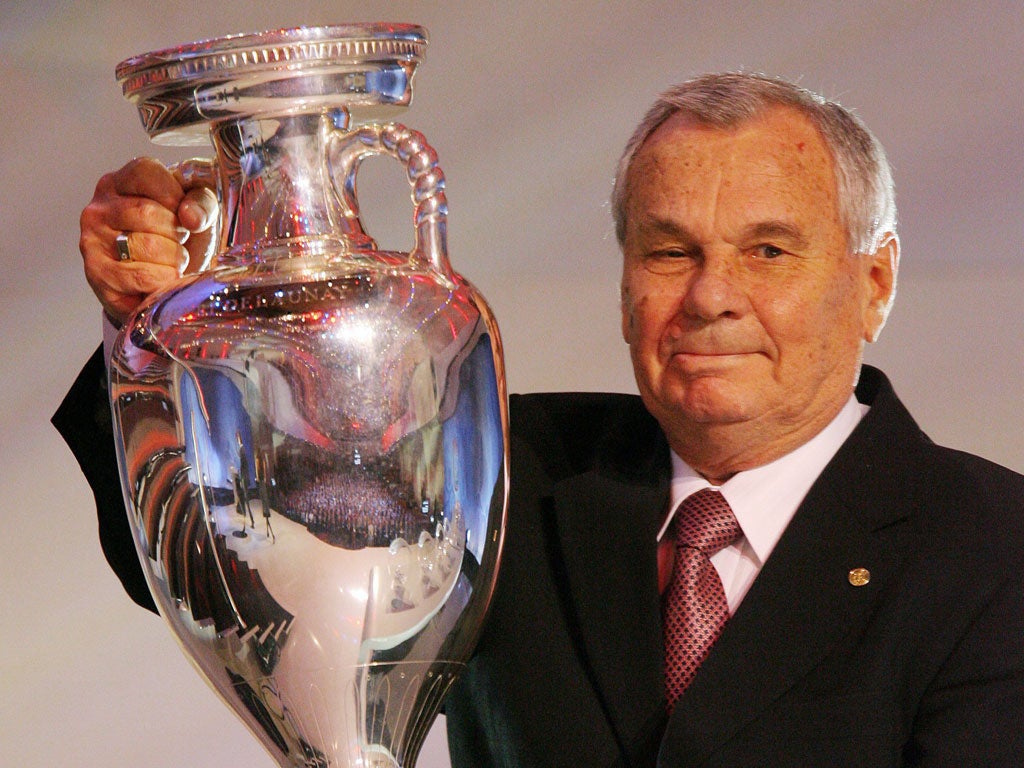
[674, 488, 741, 555]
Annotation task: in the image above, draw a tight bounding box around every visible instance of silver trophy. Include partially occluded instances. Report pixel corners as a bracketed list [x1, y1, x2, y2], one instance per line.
[107, 25, 508, 767]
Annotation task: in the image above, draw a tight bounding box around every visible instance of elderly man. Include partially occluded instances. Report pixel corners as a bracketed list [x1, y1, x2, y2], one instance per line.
[58, 73, 1024, 766]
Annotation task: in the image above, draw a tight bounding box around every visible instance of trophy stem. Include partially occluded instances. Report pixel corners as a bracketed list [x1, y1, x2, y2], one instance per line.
[212, 109, 381, 262]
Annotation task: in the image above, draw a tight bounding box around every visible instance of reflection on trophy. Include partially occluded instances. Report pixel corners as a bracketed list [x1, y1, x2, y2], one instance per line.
[108, 25, 508, 767]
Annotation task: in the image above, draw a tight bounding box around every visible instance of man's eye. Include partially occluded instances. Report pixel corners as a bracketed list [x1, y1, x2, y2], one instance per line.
[755, 244, 784, 259]
[639, 248, 695, 274]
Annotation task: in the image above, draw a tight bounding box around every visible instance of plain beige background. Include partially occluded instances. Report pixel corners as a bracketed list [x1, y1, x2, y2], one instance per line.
[2, 2, 1022, 766]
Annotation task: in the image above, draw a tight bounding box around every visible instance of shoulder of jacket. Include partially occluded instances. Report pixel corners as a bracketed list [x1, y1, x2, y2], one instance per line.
[507, 391, 664, 481]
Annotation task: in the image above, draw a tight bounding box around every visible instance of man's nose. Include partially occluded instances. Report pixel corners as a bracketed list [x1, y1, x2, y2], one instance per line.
[682, 251, 747, 321]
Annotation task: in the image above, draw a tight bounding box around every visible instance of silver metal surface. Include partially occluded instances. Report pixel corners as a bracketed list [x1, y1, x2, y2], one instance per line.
[109, 24, 507, 768]
[117, 24, 427, 145]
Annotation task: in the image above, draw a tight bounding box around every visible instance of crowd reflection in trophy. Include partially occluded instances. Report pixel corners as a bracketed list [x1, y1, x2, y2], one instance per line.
[269, 439, 440, 551]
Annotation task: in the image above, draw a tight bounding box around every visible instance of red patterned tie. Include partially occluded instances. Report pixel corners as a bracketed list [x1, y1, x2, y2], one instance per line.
[663, 488, 741, 711]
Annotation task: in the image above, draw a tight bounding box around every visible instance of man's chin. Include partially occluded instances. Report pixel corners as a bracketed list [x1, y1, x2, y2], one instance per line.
[641, 381, 755, 427]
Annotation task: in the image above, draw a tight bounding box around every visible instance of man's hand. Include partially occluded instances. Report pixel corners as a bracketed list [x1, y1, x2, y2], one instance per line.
[79, 157, 218, 325]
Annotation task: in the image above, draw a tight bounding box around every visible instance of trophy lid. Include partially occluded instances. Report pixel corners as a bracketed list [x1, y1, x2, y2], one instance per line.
[116, 23, 428, 145]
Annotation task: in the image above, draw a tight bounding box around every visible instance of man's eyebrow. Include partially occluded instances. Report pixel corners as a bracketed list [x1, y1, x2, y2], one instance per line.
[743, 220, 809, 248]
[631, 216, 700, 244]
[629, 217, 811, 251]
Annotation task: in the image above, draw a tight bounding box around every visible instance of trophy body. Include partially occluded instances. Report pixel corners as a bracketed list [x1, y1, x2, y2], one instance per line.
[108, 26, 507, 767]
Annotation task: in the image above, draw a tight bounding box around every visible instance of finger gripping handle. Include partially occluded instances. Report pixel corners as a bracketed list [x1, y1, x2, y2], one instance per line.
[329, 123, 452, 277]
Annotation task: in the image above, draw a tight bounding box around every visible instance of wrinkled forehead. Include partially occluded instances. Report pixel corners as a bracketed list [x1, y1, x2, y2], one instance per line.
[639, 104, 834, 170]
[623, 106, 843, 239]
[636, 106, 834, 183]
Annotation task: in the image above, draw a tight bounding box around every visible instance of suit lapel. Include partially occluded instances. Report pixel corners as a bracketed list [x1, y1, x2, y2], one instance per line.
[659, 367, 921, 763]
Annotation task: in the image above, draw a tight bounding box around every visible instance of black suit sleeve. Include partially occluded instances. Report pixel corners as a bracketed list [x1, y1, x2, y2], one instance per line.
[910, 551, 1024, 765]
[52, 346, 157, 612]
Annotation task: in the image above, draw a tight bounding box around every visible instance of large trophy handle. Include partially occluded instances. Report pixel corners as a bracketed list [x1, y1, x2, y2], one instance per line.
[328, 122, 454, 279]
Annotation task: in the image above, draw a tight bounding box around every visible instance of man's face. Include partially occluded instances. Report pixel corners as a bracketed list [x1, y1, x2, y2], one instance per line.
[620, 106, 895, 474]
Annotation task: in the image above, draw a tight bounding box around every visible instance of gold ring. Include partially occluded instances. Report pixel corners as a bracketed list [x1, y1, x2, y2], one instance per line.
[115, 232, 132, 262]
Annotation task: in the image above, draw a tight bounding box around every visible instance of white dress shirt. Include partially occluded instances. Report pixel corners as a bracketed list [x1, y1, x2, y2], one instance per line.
[657, 395, 869, 613]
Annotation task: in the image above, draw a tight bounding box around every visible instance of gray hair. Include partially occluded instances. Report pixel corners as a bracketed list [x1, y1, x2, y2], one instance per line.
[611, 72, 896, 254]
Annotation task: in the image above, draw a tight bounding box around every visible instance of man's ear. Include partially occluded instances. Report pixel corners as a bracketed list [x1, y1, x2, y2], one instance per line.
[863, 233, 900, 343]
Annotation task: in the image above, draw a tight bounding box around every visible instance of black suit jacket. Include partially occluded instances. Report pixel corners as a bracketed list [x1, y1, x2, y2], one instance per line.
[443, 367, 1024, 767]
[55, 355, 1024, 766]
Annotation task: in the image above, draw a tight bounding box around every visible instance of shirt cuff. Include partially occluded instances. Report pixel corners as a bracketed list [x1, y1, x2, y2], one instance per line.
[101, 311, 121, 367]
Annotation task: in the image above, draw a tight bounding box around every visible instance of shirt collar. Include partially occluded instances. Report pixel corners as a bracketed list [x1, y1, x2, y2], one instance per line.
[659, 395, 869, 565]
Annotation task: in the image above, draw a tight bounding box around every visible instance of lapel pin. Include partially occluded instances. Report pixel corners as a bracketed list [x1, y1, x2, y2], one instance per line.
[848, 567, 871, 587]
